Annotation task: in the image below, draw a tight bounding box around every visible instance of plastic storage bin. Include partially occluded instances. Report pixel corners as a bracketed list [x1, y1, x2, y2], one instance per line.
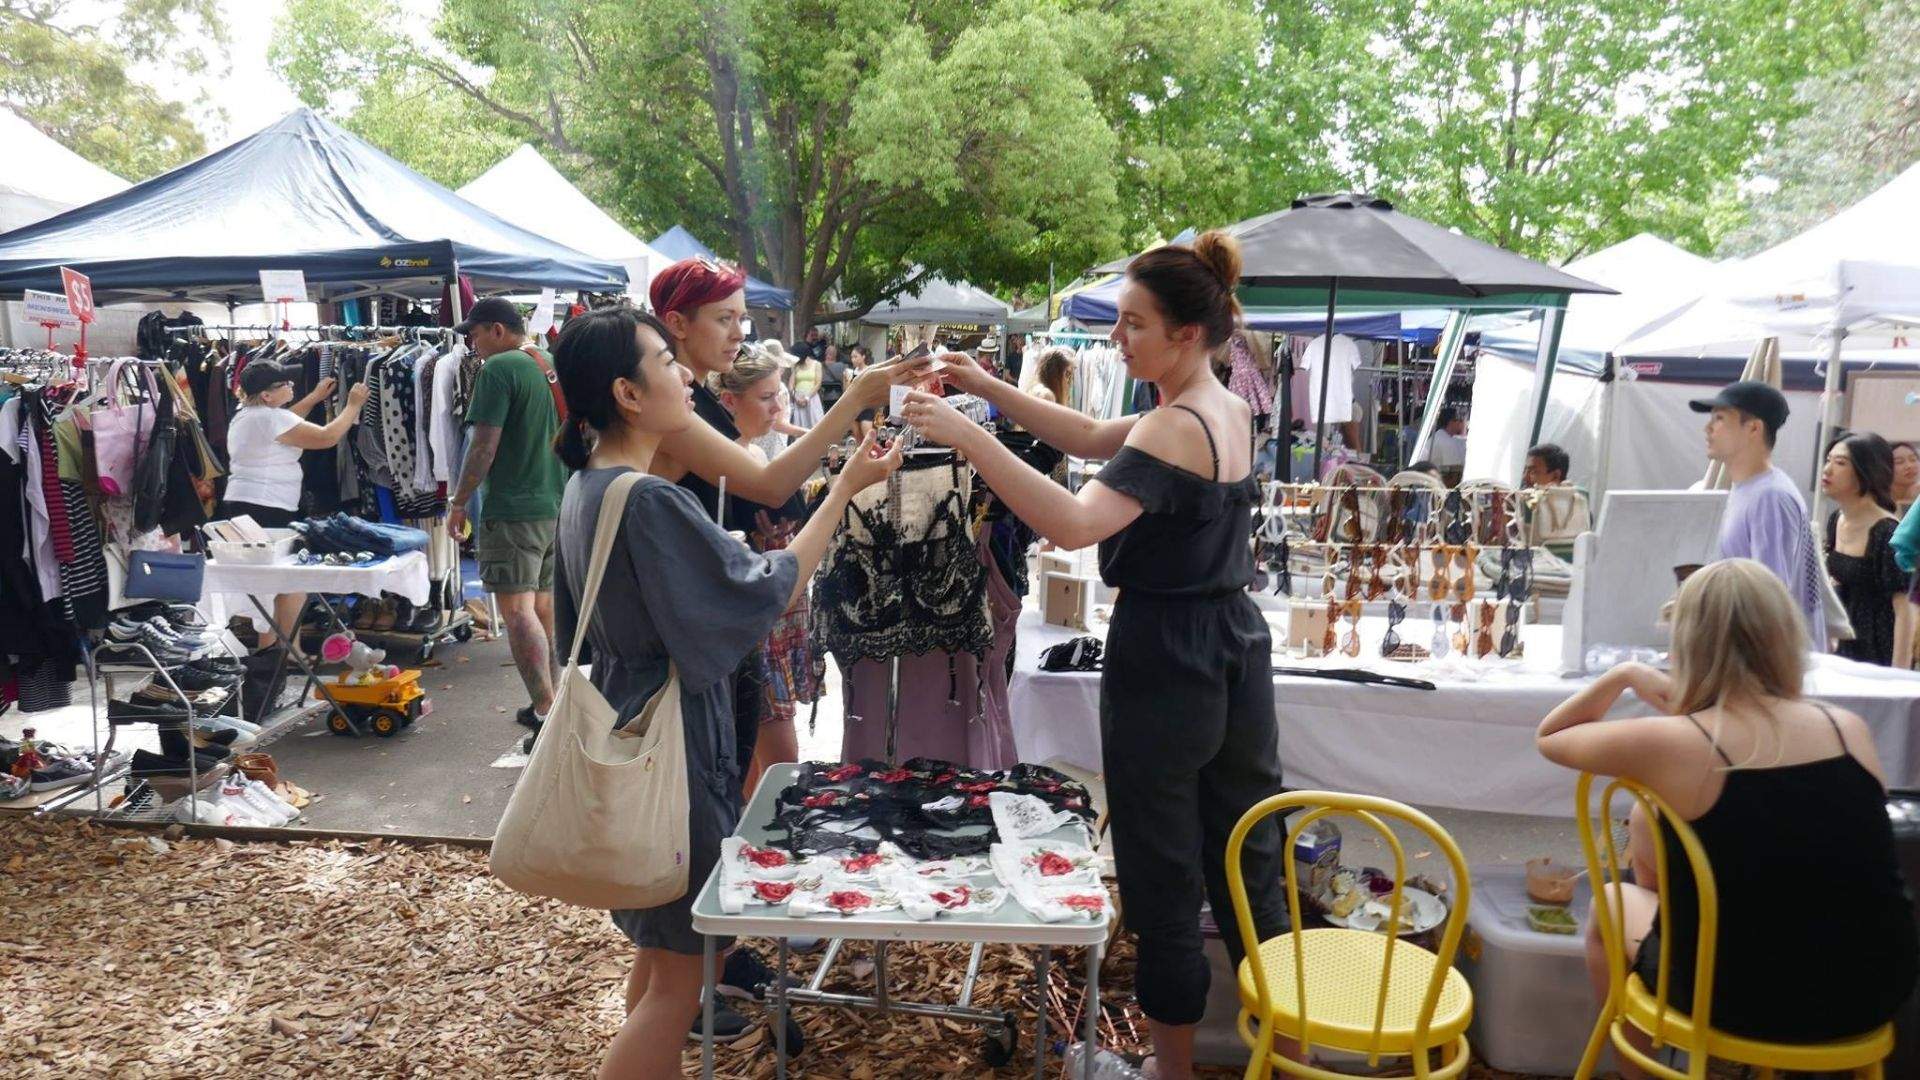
[1457, 862, 1611, 1076]
[206, 527, 299, 566]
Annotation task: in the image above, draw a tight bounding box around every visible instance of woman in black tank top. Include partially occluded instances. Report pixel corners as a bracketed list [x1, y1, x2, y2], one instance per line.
[1539, 559, 1917, 1063]
[900, 232, 1288, 1079]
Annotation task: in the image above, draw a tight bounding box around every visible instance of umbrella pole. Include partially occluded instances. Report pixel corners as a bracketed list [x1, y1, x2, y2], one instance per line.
[1808, 326, 1848, 523]
[1310, 280, 1340, 480]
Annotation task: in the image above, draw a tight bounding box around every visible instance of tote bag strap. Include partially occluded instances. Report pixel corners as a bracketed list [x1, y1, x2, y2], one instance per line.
[566, 470, 646, 668]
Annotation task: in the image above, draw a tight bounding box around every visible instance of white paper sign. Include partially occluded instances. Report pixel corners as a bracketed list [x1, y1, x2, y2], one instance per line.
[258, 269, 308, 302]
[527, 287, 558, 335]
[23, 289, 77, 329]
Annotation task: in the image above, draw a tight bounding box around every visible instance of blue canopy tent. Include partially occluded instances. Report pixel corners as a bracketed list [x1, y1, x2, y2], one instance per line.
[0, 109, 628, 304]
[648, 226, 794, 310]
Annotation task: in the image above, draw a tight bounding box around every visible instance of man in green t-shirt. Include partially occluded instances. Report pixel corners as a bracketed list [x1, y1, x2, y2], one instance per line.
[449, 297, 564, 729]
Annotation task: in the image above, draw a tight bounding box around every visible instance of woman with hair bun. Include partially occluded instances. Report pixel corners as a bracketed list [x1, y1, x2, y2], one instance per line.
[899, 231, 1289, 1078]
[548, 306, 902, 1079]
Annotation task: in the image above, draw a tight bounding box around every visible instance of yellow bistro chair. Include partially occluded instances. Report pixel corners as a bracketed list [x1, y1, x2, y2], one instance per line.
[1573, 773, 1894, 1079]
[1225, 791, 1475, 1080]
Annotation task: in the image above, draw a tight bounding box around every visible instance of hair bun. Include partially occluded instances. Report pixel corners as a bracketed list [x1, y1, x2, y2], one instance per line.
[1191, 229, 1242, 289]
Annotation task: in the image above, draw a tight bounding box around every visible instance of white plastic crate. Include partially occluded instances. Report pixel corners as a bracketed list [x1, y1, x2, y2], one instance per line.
[1457, 863, 1614, 1076]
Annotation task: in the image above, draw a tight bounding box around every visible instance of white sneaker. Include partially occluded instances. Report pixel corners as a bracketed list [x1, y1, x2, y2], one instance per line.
[221, 782, 285, 827]
[239, 779, 298, 825]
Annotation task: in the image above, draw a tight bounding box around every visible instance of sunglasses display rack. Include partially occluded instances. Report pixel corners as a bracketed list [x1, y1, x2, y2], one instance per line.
[1254, 483, 1543, 663]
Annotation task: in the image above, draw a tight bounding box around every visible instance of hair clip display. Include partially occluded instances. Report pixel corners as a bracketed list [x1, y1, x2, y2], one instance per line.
[1430, 603, 1450, 658]
[1323, 598, 1340, 657]
[1499, 599, 1522, 658]
[1341, 599, 1364, 657]
[1450, 602, 1470, 656]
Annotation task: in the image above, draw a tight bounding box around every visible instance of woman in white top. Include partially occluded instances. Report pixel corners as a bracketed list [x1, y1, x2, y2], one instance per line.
[218, 360, 369, 649]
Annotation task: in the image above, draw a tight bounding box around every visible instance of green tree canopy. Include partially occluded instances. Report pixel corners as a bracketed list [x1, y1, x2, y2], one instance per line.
[1721, 0, 1919, 255]
[0, 0, 223, 180]
[1331, 0, 1870, 262]
[269, 0, 1874, 320]
[271, 0, 1287, 323]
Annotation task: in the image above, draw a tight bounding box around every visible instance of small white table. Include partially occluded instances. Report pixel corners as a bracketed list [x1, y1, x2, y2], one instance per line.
[690, 763, 1111, 1080]
[202, 552, 431, 733]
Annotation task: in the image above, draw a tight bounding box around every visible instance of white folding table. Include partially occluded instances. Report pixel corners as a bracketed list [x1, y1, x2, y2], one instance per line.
[691, 762, 1111, 1079]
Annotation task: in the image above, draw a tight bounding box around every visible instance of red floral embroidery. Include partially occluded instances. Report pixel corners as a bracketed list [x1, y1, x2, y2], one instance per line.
[954, 780, 998, 794]
[1032, 851, 1076, 877]
[932, 772, 956, 785]
[827, 890, 873, 913]
[872, 768, 913, 784]
[841, 852, 884, 874]
[930, 886, 971, 909]
[802, 792, 841, 809]
[741, 845, 789, 869]
[967, 794, 991, 809]
[752, 881, 797, 903]
[823, 764, 865, 783]
[1061, 894, 1106, 912]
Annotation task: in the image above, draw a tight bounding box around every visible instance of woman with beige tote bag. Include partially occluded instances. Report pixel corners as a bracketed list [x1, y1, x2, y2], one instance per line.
[511, 307, 902, 1080]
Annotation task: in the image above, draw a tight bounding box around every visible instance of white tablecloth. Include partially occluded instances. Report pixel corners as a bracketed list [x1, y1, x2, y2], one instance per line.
[203, 552, 432, 627]
[1009, 607, 1920, 817]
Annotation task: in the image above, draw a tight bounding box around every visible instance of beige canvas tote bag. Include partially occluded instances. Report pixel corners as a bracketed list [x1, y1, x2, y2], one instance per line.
[491, 471, 690, 909]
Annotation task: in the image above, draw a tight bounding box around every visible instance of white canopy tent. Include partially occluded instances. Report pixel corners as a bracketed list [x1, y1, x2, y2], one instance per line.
[458, 145, 666, 303]
[0, 107, 129, 234]
[1462, 234, 1718, 489]
[1617, 162, 1920, 511]
[1621, 161, 1920, 359]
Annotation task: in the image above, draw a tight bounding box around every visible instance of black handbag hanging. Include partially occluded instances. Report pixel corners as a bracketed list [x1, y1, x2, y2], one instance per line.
[131, 380, 176, 533]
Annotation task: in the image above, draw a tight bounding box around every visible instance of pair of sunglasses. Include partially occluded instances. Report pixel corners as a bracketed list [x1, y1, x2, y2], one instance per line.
[1382, 593, 1409, 657]
[1499, 599, 1522, 657]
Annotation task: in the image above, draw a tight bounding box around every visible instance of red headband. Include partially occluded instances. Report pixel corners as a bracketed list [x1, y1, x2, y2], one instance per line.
[650, 256, 748, 319]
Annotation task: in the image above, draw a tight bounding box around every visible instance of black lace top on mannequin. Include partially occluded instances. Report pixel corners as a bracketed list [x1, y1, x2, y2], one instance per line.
[810, 452, 991, 664]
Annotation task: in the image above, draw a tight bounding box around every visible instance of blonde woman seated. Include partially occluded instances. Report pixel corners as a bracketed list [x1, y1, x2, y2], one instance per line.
[1537, 559, 1917, 1074]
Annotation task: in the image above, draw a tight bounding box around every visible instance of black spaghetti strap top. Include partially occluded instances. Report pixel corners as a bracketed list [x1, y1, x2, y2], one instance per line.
[1094, 405, 1257, 599]
[1634, 703, 1919, 1041]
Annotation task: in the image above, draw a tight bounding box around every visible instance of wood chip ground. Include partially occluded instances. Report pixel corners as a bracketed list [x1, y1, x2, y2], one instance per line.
[4, 818, 1580, 1077]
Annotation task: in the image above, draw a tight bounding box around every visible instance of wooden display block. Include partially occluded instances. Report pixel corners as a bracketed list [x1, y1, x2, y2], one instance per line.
[1043, 572, 1094, 631]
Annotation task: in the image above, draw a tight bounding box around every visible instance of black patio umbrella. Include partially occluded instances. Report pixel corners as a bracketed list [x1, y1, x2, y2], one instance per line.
[1096, 194, 1614, 478]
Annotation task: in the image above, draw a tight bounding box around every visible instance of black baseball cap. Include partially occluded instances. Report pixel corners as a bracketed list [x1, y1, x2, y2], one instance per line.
[453, 296, 525, 336]
[239, 361, 296, 397]
[1688, 380, 1789, 434]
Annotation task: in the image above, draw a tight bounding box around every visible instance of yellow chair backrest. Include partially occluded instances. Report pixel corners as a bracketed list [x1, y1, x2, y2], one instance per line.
[1575, 773, 1719, 1076]
[1225, 790, 1473, 1061]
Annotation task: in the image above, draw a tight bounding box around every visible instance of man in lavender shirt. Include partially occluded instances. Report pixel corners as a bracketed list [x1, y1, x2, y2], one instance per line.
[1693, 380, 1828, 648]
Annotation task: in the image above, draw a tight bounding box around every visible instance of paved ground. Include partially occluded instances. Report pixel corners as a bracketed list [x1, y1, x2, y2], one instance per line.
[254, 605, 1588, 871]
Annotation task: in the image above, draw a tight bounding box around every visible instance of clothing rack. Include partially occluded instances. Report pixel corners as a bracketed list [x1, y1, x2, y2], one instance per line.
[173, 323, 454, 339]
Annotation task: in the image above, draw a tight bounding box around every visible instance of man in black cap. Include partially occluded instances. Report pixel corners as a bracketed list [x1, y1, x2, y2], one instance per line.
[1692, 379, 1826, 646]
[449, 296, 566, 728]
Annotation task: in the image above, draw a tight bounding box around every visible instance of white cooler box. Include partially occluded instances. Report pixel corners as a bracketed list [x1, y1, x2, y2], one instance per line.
[1458, 863, 1612, 1076]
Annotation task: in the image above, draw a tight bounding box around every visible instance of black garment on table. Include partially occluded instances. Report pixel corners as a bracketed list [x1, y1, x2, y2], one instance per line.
[1826, 512, 1908, 666]
[1094, 404, 1289, 1027]
[1633, 707, 1918, 1042]
[811, 451, 991, 665]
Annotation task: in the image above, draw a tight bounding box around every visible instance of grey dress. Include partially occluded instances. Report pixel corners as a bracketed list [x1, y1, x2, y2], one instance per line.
[554, 468, 798, 954]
